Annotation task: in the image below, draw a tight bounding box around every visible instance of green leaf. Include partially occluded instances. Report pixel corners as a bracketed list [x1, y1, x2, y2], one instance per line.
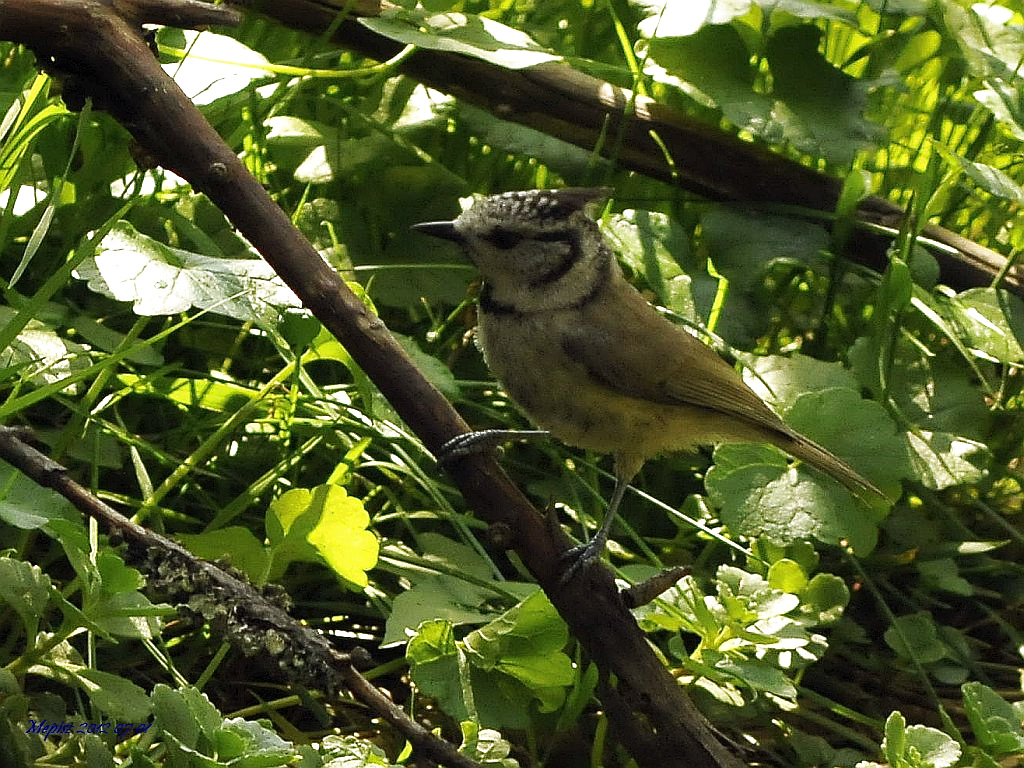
[766, 25, 883, 164]
[384, 576, 501, 648]
[605, 209, 694, 315]
[864, 0, 931, 14]
[74, 669, 152, 722]
[900, 725, 962, 767]
[941, 2, 1024, 80]
[754, 0, 857, 24]
[408, 592, 573, 728]
[962, 681, 1024, 756]
[917, 558, 972, 597]
[160, 31, 274, 106]
[81, 734, 115, 768]
[267, 485, 378, 588]
[318, 734, 396, 766]
[465, 589, 569, 661]
[933, 144, 1024, 205]
[213, 718, 294, 767]
[278, 309, 320, 350]
[715, 658, 797, 699]
[406, 620, 467, 720]
[83, 550, 167, 640]
[463, 591, 574, 709]
[744, 354, 908, 491]
[635, 1, 753, 37]
[931, 288, 1024, 365]
[406, 618, 458, 665]
[701, 208, 830, 292]
[0, 462, 77, 529]
[394, 332, 460, 400]
[31, 653, 152, 723]
[801, 573, 849, 624]
[744, 354, 861, 406]
[115, 373, 260, 414]
[905, 430, 989, 490]
[646, 20, 878, 163]
[878, 258, 914, 321]
[458, 104, 596, 180]
[881, 710, 962, 768]
[0, 556, 51, 638]
[785, 387, 907, 489]
[150, 685, 303, 767]
[265, 118, 408, 184]
[882, 710, 908, 764]
[0, 316, 91, 390]
[381, 534, 522, 647]
[708, 366, 904, 552]
[0, 72, 67, 206]
[850, 334, 993, 442]
[646, 25, 769, 131]
[884, 612, 948, 665]
[458, 722, 517, 767]
[973, 77, 1024, 141]
[178, 526, 271, 586]
[74, 221, 301, 322]
[766, 559, 807, 594]
[84, 590, 164, 640]
[152, 684, 222, 749]
[361, 9, 559, 69]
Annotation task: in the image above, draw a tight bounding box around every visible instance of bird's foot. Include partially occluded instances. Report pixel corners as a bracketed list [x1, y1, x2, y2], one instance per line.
[436, 429, 549, 466]
[557, 534, 608, 586]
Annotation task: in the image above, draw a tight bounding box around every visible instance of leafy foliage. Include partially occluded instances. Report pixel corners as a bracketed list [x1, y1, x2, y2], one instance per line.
[1, 0, 1024, 766]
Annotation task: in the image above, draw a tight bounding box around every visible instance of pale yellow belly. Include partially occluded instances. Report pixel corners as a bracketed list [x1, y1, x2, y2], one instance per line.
[477, 312, 768, 476]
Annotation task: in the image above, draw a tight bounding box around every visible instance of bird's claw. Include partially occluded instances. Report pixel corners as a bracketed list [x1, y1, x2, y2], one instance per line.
[557, 536, 608, 586]
[436, 429, 549, 466]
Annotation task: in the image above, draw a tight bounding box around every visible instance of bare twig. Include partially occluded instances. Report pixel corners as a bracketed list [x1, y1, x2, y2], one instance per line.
[0, 427, 483, 768]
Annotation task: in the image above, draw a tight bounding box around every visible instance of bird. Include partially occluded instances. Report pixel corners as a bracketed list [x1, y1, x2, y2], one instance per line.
[413, 187, 886, 574]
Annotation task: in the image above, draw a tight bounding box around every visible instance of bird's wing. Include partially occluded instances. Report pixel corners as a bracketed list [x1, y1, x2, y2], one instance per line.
[561, 291, 788, 431]
[560, 288, 889, 500]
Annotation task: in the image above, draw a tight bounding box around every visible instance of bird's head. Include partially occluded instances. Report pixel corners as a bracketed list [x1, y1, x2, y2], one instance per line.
[413, 188, 613, 312]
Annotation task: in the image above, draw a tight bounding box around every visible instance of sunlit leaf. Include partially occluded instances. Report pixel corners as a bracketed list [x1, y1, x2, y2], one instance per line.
[362, 9, 559, 69]
[962, 681, 1024, 756]
[267, 485, 378, 588]
[75, 221, 300, 322]
[161, 30, 275, 105]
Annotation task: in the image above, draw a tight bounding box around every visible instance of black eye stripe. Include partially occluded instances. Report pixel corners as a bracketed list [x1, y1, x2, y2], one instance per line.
[484, 226, 577, 249]
[484, 227, 524, 249]
[533, 228, 577, 242]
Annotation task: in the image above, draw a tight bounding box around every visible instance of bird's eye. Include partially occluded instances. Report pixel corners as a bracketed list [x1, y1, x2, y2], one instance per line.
[485, 227, 523, 250]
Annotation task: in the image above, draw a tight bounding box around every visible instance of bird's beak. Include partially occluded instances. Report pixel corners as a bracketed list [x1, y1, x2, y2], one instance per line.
[411, 220, 462, 243]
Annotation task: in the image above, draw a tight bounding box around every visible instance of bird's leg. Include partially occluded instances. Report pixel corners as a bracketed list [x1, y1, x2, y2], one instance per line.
[558, 476, 629, 584]
[439, 430, 630, 585]
[436, 429, 550, 466]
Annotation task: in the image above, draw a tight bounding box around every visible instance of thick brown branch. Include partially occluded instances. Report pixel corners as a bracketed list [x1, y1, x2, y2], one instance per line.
[0, 1, 741, 766]
[237, 0, 1023, 295]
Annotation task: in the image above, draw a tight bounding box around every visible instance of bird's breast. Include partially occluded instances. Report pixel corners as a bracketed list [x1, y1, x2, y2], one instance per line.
[476, 309, 759, 461]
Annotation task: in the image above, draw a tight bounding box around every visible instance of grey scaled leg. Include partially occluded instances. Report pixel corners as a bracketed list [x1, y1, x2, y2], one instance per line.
[558, 476, 628, 584]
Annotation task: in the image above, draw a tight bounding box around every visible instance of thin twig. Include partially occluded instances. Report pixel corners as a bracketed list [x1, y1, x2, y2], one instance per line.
[0, 427, 483, 768]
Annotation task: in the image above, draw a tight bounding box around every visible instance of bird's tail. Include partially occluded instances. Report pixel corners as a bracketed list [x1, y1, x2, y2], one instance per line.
[777, 430, 888, 505]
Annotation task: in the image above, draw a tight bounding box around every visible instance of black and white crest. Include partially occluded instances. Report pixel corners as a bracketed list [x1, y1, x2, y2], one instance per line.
[476, 188, 610, 225]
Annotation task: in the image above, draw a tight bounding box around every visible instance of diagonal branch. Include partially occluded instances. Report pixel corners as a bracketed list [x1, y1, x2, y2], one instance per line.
[0, 1, 741, 766]
[0, 427, 483, 768]
[236, 0, 1023, 296]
